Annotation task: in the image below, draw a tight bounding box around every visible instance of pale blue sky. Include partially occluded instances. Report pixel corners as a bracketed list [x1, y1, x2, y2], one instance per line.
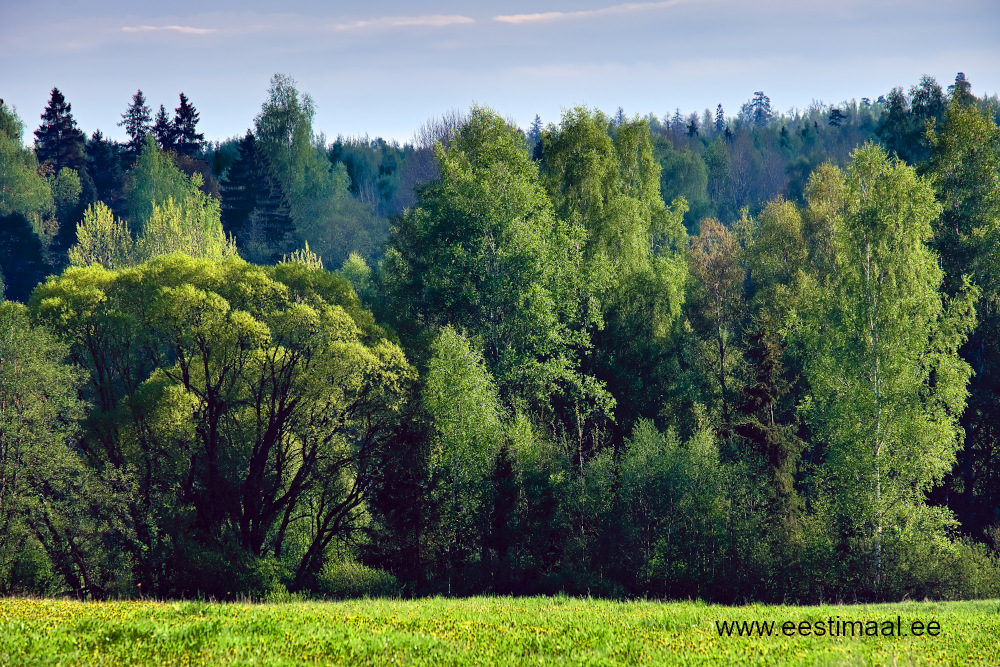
[3, 0, 998, 144]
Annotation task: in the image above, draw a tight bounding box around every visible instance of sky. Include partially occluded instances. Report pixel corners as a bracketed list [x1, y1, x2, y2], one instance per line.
[2, 0, 999, 145]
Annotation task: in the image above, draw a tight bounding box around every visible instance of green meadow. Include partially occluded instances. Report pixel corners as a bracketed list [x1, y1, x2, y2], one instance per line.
[1, 597, 997, 666]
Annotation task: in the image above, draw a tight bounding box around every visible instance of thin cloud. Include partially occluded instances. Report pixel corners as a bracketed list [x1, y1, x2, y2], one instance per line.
[121, 25, 217, 34]
[494, 1, 688, 24]
[332, 15, 474, 31]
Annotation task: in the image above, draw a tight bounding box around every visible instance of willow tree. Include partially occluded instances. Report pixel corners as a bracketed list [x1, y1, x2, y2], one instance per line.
[32, 254, 413, 596]
[798, 143, 975, 590]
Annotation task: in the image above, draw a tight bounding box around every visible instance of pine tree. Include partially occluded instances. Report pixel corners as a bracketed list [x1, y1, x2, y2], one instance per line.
[118, 90, 151, 163]
[33, 88, 86, 172]
[151, 104, 176, 151]
[740, 92, 773, 127]
[948, 72, 974, 106]
[828, 108, 846, 127]
[686, 113, 700, 137]
[172, 93, 204, 157]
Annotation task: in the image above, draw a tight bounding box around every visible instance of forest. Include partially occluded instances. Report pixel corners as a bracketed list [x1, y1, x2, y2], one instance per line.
[0, 72, 999, 603]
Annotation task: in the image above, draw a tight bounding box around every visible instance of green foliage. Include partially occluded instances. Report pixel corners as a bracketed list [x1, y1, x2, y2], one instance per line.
[253, 74, 381, 267]
[0, 102, 54, 226]
[68, 202, 135, 269]
[219, 130, 296, 263]
[4, 75, 1000, 604]
[338, 252, 374, 302]
[685, 218, 744, 431]
[118, 90, 151, 162]
[802, 162, 844, 279]
[925, 97, 1000, 299]
[875, 77, 947, 165]
[125, 134, 188, 230]
[75, 158, 235, 271]
[423, 327, 505, 582]
[0, 302, 85, 594]
[590, 420, 727, 597]
[384, 105, 608, 425]
[0, 213, 50, 302]
[50, 166, 82, 224]
[795, 143, 976, 591]
[33, 87, 87, 172]
[172, 93, 205, 158]
[31, 254, 414, 597]
[280, 241, 323, 270]
[538, 107, 687, 428]
[425, 327, 505, 483]
[315, 561, 402, 599]
[134, 175, 236, 262]
[652, 134, 710, 226]
[924, 91, 1000, 543]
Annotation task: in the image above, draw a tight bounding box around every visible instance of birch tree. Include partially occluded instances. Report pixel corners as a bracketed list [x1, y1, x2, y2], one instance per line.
[798, 143, 975, 587]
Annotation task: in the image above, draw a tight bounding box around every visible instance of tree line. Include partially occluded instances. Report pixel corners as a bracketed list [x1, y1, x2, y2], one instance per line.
[0, 72, 998, 602]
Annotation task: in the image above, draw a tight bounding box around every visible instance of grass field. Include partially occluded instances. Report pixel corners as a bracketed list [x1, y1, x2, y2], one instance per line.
[1, 596, 998, 665]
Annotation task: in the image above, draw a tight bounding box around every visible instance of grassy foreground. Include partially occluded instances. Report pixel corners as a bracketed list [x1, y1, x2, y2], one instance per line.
[1, 596, 998, 666]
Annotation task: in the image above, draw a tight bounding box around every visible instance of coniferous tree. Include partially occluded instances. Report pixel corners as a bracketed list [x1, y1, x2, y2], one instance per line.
[672, 108, 684, 132]
[151, 104, 176, 151]
[33, 88, 86, 172]
[740, 92, 773, 127]
[220, 131, 295, 262]
[875, 87, 916, 161]
[948, 72, 975, 106]
[686, 113, 700, 137]
[528, 114, 543, 157]
[118, 90, 151, 163]
[219, 132, 260, 235]
[172, 93, 204, 157]
[910, 75, 946, 127]
[85, 131, 125, 213]
[715, 104, 726, 134]
[0, 213, 49, 302]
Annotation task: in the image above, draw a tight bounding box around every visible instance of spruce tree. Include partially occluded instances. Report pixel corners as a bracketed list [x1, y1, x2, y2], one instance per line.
[118, 90, 151, 163]
[220, 131, 294, 262]
[715, 104, 726, 134]
[0, 213, 49, 302]
[34, 88, 86, 172]
[152, 104, 176, 151]
[220, 131, 260, 235]
[86, 130, 125, 213]
[172, 93, 204, 157]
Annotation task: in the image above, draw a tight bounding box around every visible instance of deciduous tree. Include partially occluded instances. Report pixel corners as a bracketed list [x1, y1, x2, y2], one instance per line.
[31, 254, 414, 596]
[797, 143, 975, 591]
